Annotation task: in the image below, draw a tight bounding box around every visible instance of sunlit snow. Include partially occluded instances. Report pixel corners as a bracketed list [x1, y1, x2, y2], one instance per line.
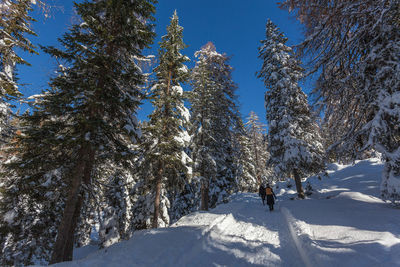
[33, 159, 400, 267]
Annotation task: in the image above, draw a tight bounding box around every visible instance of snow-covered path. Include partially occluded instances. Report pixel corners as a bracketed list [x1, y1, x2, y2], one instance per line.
[44, 158, 400, 267]
[54, 194, 303, 267]
[170, 194, 304, 267]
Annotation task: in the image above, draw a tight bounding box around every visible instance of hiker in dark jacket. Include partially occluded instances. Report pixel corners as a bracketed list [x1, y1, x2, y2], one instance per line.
[259, 183, 266, 205]
[266, 184, 277, 211]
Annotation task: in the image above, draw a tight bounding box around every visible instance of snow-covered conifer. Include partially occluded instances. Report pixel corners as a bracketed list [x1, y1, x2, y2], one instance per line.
[141, 11, 191, 228]
[0, 162, 66, 266]
[190, 42, 242, 210]
[233, 118, 258, 192]
[130, 157, 171, 230]
[95, 164, 134, 248]
[245, 111, 273, 184]
[0, 0, 157, 264]
[0, 0, 37, 142]
[257, 20, 325, 198]
[280, 0, 400, 203]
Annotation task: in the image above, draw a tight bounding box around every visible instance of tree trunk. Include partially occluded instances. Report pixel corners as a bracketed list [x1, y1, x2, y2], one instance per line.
[152, 160, 163, 228]
[293, 168, 305, 199]
[63, 192, 83, 261]
[50, 144, 95, 264]
[200, 177, 209, 211]
[65, 146, 94, 259]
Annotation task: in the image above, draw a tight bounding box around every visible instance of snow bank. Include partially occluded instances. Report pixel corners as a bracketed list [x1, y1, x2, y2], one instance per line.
[279, 158, 400, 267]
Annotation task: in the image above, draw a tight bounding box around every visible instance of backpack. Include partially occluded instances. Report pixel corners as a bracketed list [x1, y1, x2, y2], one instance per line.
[266, 187, 273, 195]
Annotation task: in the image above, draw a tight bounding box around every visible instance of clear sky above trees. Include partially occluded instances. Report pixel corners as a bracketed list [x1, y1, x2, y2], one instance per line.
[18, 0, 304, 124]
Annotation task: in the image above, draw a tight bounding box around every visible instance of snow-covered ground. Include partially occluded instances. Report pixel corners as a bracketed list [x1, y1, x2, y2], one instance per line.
[37, 158, 400, 267]
[280, 158, 400, 267]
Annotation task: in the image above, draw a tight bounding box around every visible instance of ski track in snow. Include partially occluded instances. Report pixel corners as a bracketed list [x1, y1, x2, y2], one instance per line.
[281, 207, 313, 267]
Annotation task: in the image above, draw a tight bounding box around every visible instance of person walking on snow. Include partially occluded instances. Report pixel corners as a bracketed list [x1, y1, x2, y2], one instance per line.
[266, 184, 277, 211]
[259, 183, 266, 205]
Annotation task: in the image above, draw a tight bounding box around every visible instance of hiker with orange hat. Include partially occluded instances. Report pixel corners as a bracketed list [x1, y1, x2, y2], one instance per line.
[265, 184, 277, 211]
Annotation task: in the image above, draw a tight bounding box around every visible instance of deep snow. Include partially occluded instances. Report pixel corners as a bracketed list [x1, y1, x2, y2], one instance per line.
[36, 158, 400, 267]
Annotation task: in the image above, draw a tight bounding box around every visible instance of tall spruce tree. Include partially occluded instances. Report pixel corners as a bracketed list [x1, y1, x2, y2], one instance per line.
[0, 0, 157, 264]
[190, 42, 241, 210]
[280, 0, 400, 203]
[47, 0, 156, 262]
[257, 20, 325, 198]
[141, 10, 191, 228]
[0, 0, 37, 142]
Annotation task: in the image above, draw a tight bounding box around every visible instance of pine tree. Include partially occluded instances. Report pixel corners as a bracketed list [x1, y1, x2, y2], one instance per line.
[0, 0, 157, 264]
[234, 118, 258, 192]
[168, 180, 198, 223]
[72, 162, 136, 249]
[0, 108, 68, 265]
[131, 125, 168, 230]
[98, 167, 131, 248]
[245, 111, 273, 183]
[0, 0, 37, 142]
[257, 20, 325, 199]
[280, 0, 400, 203]
[141, 10, 191, 228]
[190, 42, 241, 210]
[47, 0, 156, 261]
[167, 133, 194, 222]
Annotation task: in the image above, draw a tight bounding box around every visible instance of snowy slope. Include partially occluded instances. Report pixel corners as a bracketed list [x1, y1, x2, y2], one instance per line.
[37, 158, 400, 267]
[279, 158, 400, 267]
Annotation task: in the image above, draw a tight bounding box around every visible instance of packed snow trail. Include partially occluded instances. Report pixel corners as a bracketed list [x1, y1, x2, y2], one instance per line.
[35, 158, 400, 267]
[171, 195, 304, 267]
[51, 194, 304, 267]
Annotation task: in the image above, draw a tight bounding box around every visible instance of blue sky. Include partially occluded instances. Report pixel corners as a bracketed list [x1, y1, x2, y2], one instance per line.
[18, 0, 305, 125]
